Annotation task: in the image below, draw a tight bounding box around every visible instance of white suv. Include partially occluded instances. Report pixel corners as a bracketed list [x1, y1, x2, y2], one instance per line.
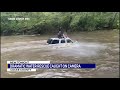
[47, 38, 73, 44]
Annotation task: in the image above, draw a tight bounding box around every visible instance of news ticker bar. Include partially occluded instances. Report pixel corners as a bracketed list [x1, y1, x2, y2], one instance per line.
[7, 61, 96, 72]
[8, 64, 96, 69]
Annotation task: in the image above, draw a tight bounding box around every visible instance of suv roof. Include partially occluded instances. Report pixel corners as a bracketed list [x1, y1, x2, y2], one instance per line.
[47, 37, 73, 44]
[50, 37, 71, 40]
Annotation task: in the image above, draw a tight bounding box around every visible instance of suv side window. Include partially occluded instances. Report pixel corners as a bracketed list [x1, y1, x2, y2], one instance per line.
[52, 40, 59, 44]
[61, 40, 65, 43]
[67, 39, 72, 43]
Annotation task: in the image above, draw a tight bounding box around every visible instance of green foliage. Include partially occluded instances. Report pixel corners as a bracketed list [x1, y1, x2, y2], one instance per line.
[1, 12, 119, 36]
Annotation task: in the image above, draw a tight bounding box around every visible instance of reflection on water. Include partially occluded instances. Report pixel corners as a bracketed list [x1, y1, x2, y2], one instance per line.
[1, 30, 119, 78]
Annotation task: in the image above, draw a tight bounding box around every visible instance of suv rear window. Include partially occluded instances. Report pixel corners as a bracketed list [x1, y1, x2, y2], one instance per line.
[47, 39, 52, 44]
[51, 40, 59, 44]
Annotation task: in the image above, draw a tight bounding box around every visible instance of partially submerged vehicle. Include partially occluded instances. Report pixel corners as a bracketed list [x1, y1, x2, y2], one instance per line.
[47, 37, 73, 44]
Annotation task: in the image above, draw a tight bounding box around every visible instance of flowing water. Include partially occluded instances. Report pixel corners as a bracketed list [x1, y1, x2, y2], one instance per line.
[1, 30, 119, 78]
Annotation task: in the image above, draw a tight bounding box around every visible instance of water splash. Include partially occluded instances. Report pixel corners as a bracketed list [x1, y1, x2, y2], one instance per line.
[45, 41, 107, 57]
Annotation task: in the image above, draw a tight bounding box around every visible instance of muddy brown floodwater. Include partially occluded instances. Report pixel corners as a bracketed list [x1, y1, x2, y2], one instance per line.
[1, 30, 119, 78]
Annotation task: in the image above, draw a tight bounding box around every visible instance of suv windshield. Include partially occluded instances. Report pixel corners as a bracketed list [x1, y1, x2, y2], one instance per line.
[67, 39, 72, 43]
